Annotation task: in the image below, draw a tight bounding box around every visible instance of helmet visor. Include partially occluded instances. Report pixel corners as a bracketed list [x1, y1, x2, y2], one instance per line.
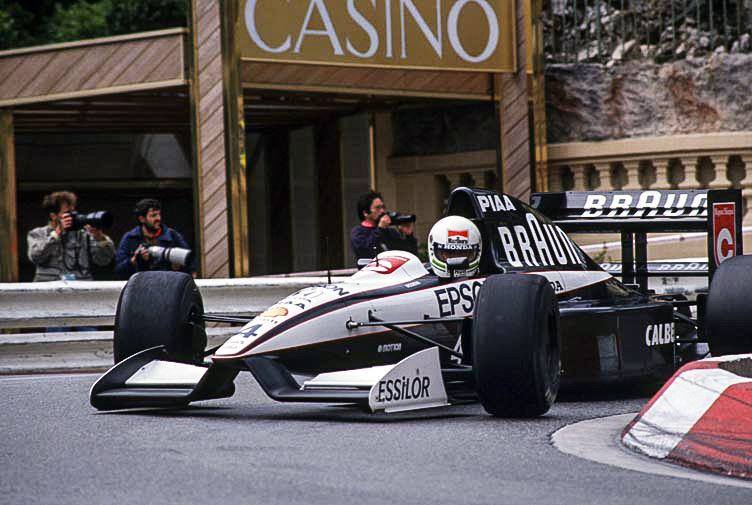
[433, 242, 479, 264]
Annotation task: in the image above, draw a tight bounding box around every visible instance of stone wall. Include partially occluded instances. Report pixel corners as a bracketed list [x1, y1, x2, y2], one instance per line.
[546, 53, 752, 143]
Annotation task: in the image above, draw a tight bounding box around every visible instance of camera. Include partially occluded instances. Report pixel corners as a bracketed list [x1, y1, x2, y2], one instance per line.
[147, 246, 193, 268]
[386, 211, 416, 225]
[69, 211, 113, 230]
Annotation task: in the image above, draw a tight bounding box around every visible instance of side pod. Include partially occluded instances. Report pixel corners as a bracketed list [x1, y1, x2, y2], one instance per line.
[90, 346, 238, 411]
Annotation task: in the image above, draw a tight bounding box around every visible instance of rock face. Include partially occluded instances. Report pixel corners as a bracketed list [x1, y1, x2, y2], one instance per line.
[546, 53, 752, 143]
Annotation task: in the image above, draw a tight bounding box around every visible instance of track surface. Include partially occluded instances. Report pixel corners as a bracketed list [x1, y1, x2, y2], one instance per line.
[1, 373, 750, 505]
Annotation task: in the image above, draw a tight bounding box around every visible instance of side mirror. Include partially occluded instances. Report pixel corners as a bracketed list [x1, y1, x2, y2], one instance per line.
[357, 258, 373, 270]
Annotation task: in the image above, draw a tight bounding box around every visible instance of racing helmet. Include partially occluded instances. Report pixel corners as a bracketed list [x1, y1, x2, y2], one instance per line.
[428, 216, 482, 278]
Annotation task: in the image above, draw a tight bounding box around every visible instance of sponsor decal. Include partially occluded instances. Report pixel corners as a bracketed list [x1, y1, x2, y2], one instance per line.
[404, 280, 421, 288]
[364, 256, 409, 274]
[447, 229, 469, 241]
[368, 347, 448, 412]
[475, 193, 517, 214]
[712, 202, 737, 267]
[435, 280, 484, 317]
[645, 323, 675, 347]
[498, 213, 585, 268]
[376, 374, 431, 403]
[549, 280, 564, 293]
[580, 191, 707, 219]
[378, 343, 403, 353]
[260, 306, 289, 318]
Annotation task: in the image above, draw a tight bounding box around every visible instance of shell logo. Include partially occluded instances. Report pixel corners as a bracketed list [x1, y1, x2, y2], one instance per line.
[260, 306, 289, 318]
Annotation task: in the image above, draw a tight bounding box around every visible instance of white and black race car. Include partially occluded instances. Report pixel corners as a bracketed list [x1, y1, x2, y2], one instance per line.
[90, 187, 752, 417]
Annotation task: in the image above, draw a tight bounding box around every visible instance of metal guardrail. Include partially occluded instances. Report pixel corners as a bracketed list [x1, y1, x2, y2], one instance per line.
[0, 277, 334, 374]
[0, 277, 333, 329]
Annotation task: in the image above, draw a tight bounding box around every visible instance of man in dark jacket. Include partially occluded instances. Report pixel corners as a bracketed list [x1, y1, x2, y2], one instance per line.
[115, 198, 196, 279]
[350, 191, 417, 262]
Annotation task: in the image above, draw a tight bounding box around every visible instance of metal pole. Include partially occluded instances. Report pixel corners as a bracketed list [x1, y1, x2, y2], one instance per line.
[696, 0, 700, 35]
[710, 0, 715, 48]
[596, 0, 602, 60]
[621, 0, 626, 57]
[737, 0, 742, 39]
[584, 0, 591, 59]
[671, 0, 676, 50]
[574, 0, 580, 62]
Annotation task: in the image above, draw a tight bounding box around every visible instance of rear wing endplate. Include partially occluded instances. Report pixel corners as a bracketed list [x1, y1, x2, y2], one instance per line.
[530, 189, 743, 290]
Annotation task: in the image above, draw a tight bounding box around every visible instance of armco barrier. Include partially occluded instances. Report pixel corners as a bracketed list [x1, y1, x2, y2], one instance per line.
[0, 277, 333, 374]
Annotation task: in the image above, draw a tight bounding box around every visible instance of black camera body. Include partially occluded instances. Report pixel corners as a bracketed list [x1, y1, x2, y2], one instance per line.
[386, 211, 416, 225]
[69, 211, 114, 230]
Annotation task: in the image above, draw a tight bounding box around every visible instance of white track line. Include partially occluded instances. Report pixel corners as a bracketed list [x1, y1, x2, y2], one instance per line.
[0, 373, 98, 382]
[552, 413, 752, 489]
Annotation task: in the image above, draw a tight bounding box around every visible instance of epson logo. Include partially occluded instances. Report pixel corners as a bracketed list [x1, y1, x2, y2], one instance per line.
[376, 375, 431, 403]
[435, 280, 484, 317]
[498, 213, 585, 268]
[581, 191, 707, 218]
[645, 323, 674, 347]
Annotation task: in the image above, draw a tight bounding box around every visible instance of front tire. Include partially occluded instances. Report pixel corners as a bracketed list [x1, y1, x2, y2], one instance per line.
[472, 274, 560, 417]
[706, 255, 752, 356]
[113, 271, 207, 363]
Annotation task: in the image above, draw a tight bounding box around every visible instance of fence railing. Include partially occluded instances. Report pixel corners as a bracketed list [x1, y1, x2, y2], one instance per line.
[0, 277, 332, 374]
[544, 0, 751, 64]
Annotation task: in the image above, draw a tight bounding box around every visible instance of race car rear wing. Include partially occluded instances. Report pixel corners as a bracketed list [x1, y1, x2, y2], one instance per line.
[530, 189, 743, 291]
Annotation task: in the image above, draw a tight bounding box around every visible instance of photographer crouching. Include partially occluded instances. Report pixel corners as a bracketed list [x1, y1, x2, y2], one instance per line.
[115, 198, 196, 279]
[27, 191, 115, 282]
[350, 191, 418, 262]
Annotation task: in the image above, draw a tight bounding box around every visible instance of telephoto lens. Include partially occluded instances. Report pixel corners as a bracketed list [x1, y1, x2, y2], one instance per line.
[69, 211, 114, 230]
[147, 246, 193, 268]
[386, 211, 417, 225]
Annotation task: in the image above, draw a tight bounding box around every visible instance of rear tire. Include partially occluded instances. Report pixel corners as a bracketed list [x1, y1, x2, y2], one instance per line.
[706, 255, 752, 356]
[113, 271, 206, 363]
[472, 274, 560, 417]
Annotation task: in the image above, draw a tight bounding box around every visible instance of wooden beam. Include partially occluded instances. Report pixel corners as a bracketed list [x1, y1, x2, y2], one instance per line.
[497, 0, 533, 202]
[220, 0, 250, 277]
[187, 0, 206, 277]
[0, 110, 18, 282]
[190, 0, 248, 279]
[530, 0, 548, 191]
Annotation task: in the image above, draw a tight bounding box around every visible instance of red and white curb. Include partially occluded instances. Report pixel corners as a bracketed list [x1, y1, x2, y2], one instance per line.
[622, 354, 752, 479]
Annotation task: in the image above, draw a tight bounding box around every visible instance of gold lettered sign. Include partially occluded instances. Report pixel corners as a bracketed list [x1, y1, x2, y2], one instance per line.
[236, 0, 516, 73]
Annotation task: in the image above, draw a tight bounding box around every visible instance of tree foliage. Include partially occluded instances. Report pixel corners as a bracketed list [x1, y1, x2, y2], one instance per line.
[0, 0, 186, 50]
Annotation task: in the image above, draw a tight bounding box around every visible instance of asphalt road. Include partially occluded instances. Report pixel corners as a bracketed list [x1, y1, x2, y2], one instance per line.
[1, 373, 749, 505]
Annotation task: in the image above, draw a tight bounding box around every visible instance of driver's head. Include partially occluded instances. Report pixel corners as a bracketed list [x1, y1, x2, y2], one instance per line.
[428, 216, 481, 279]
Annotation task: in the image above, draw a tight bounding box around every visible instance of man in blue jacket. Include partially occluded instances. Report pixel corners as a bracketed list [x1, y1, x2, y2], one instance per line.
[350, 191, 417, 262]
[115, 198, 196, 279]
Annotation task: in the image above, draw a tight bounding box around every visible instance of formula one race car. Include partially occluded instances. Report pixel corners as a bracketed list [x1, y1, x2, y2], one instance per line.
[90, 187, 752, 417]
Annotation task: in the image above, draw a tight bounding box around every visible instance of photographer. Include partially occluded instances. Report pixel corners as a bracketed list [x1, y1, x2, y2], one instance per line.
[115, 198, 196, 279]
[27, 191, 115, 282]
[350, 191, 417, 262]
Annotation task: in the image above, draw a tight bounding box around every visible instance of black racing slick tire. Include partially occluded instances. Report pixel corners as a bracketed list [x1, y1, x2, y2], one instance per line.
[472, 274, 560, 417]
[113, 271, 207, 364]
[706, 255, 752, 357]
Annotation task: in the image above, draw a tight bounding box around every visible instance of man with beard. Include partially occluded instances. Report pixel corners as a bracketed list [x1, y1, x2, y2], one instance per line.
[115, 198, 195, 279]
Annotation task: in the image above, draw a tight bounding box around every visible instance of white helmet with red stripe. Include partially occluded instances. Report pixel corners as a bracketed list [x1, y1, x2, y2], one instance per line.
[428, 216, 482, 278]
